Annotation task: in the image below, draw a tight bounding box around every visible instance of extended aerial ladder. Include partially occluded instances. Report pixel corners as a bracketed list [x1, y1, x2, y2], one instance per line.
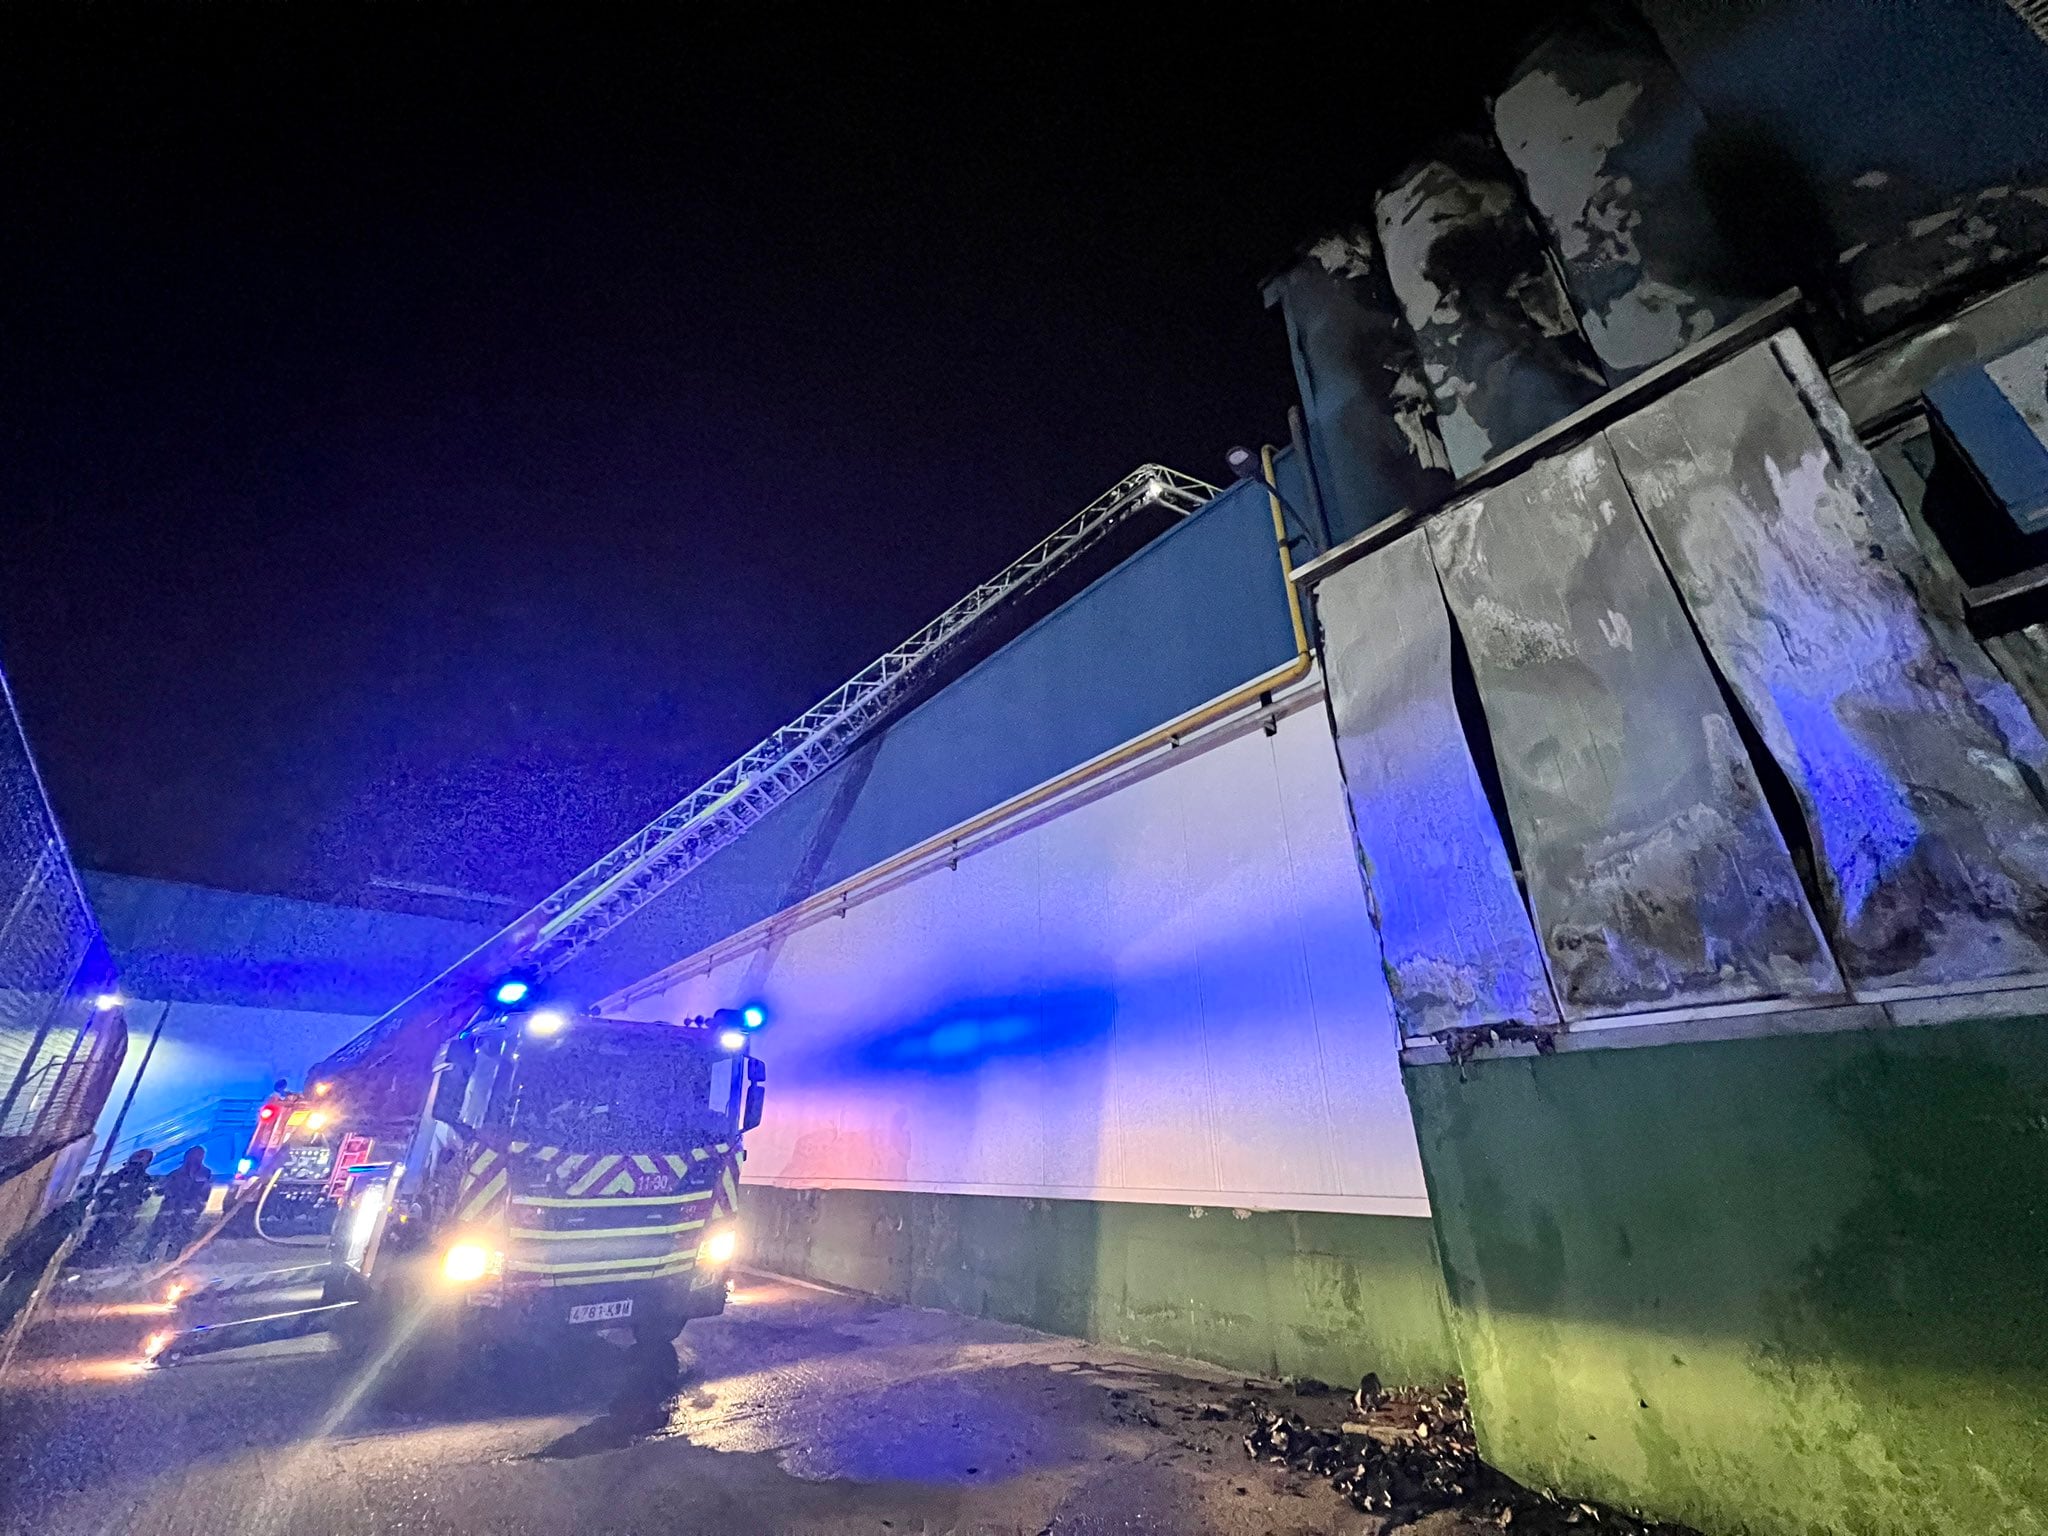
[314, 464, 1218, 1106]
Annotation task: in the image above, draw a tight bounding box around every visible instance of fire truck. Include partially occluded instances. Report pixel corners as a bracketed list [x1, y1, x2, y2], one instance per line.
[231, 1082, 346, 1237]
[320, 1002, 764, 1352]
[164, 993, 766, 1365]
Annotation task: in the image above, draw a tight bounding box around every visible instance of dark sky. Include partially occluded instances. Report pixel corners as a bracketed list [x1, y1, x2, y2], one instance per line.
[2, 3, 1544, 907]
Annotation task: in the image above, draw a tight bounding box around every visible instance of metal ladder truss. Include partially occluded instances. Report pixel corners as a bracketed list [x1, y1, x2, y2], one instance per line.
[324, 464, 1214, 1069]
[530, 463, 1215, 966]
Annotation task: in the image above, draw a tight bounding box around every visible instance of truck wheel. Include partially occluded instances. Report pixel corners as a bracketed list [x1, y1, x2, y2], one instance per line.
[335, 1281, 462, 1396]
[632, 1312, 686, 1345]
[333, 1276, 413, 1364]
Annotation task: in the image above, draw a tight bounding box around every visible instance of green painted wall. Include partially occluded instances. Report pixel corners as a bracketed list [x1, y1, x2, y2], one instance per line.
[744, 1185, 1460, 1388]
[1404, 1014, 2048, 1536]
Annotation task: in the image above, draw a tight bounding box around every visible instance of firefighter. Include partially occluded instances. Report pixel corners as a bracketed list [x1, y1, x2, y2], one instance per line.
[74, 1149, 156, 1265]
[146, 1145, 214, 1262]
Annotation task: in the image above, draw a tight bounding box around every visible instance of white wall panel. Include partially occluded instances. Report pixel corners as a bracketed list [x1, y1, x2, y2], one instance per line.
[1267, 710, 1435, 1203]
[621, 699, 1428, 1217]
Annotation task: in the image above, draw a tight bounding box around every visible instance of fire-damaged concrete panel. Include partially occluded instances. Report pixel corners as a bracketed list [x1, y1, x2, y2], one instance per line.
[1316, 529, 1559, 1037]
[1636, 0, 2048, 342]
[1492, 4, 1773, 380]
[1266, 231, 1454, 544]
[1844, 184, 2048, 342]
[1608, 332, 2048, 991]
[1425, 439, 1840, 1019]
[1830, 260, 2048, 431]
[1374, 132, 1607, 477]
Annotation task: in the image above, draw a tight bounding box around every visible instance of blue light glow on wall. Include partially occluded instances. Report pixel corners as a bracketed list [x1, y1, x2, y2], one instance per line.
[629, 708, 1433, 1216]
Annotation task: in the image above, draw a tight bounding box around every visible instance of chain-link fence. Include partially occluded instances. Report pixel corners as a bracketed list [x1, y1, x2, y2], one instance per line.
[0, 670, 123, 1169]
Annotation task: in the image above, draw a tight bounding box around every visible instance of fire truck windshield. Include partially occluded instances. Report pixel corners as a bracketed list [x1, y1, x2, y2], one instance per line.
[497, 1024, 735, 1151]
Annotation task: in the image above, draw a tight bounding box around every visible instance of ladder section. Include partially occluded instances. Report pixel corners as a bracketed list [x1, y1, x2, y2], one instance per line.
[322, 463, 1215, 1071]
[529, 463, 1215, 967]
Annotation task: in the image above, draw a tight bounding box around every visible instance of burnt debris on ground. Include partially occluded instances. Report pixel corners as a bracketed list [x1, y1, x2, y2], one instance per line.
[1229, 1374, 1703, 1534]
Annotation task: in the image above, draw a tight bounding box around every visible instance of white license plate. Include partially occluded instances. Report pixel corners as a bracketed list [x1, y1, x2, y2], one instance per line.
[567, 1299, 633, 1324]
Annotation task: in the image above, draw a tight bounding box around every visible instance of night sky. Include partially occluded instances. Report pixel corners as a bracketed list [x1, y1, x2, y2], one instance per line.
[3, 4, 1544, 908]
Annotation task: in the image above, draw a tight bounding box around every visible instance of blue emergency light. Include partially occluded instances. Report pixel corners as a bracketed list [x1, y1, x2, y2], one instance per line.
[493, 977, 532, 1007]
[741, 1005, 767, 1029]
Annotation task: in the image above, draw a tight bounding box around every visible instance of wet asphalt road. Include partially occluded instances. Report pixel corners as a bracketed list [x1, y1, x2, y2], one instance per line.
[0, 1266, 1397, 1536]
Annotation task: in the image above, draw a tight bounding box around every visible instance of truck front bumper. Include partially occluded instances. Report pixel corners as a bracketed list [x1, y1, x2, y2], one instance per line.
[463, 1268, 731, 1339]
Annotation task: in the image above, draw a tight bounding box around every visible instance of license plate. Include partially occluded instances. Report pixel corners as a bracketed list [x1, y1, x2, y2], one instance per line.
[567, 1299, 633, 1324]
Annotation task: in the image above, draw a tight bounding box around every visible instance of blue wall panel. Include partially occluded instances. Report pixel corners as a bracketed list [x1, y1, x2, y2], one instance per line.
[558, 478, 1299, 1005]
[810, 480, 1298, 888]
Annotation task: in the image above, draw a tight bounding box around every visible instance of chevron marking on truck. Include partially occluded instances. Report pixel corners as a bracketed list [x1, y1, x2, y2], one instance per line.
[460, 1168, 509, 1222]
[568, 1155, 623, 1195]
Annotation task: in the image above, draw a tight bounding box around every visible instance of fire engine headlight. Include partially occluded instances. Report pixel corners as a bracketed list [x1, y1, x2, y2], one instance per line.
[700, 1226, 739, 1266]
[441, 1242, 495, 1284]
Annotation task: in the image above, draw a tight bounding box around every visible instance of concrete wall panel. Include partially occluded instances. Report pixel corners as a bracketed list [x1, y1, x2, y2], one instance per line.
[1609, 332, 2048, 990]
[1405, 1010, 2048, 1536]
[1375, 132, 1608, 476]
[748, 1185, 1460, 1390]
[1427, 439, 1839, 1017]
[1493, 4, 1771, 378]
[1316, 529, 1558, 1037]
[618, 702, 1428, 1218]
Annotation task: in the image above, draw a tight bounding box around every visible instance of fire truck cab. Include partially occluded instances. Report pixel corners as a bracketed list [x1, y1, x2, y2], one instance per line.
[327, 1009, 765, 1353]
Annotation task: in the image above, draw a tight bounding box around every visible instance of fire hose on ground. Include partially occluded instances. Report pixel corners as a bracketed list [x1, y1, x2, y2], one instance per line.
[133, 1158, 352, 1364]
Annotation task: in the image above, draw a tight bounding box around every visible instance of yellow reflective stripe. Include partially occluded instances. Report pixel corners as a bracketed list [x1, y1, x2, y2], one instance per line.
[690, 1147, 708, 1161]
[509, 1219, 705, 1242]
[460, 1147, 498, 1192]
[513, 1189, 711, 1208]
[663, 1154, 689, 1176]
[722, 1169, 738, 1207]
[508, 1250, 697, 1276]
[630, 1154, 658, 1174]
[460, 1168, 508, 1221]
[557, 1154, 588, 1177]
[568, 1155, 621, 1195]
[536, 1145, 559, 1162]
[509, 1140, 529, 1153]
[544, 1259, 696, 1287]
[602, 1169, 637, 1196]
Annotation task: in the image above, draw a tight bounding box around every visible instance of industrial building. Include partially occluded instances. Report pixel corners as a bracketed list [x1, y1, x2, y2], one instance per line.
[6, 3, 2048, 1532]
[511, 3, 2048, 1532]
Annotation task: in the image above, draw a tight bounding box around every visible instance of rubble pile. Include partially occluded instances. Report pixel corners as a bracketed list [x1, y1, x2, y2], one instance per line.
[1232, 1375, 1699, 1534]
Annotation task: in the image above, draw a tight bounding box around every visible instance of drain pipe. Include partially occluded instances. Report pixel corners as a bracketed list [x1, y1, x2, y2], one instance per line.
[90, 1002, 172, 1187]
